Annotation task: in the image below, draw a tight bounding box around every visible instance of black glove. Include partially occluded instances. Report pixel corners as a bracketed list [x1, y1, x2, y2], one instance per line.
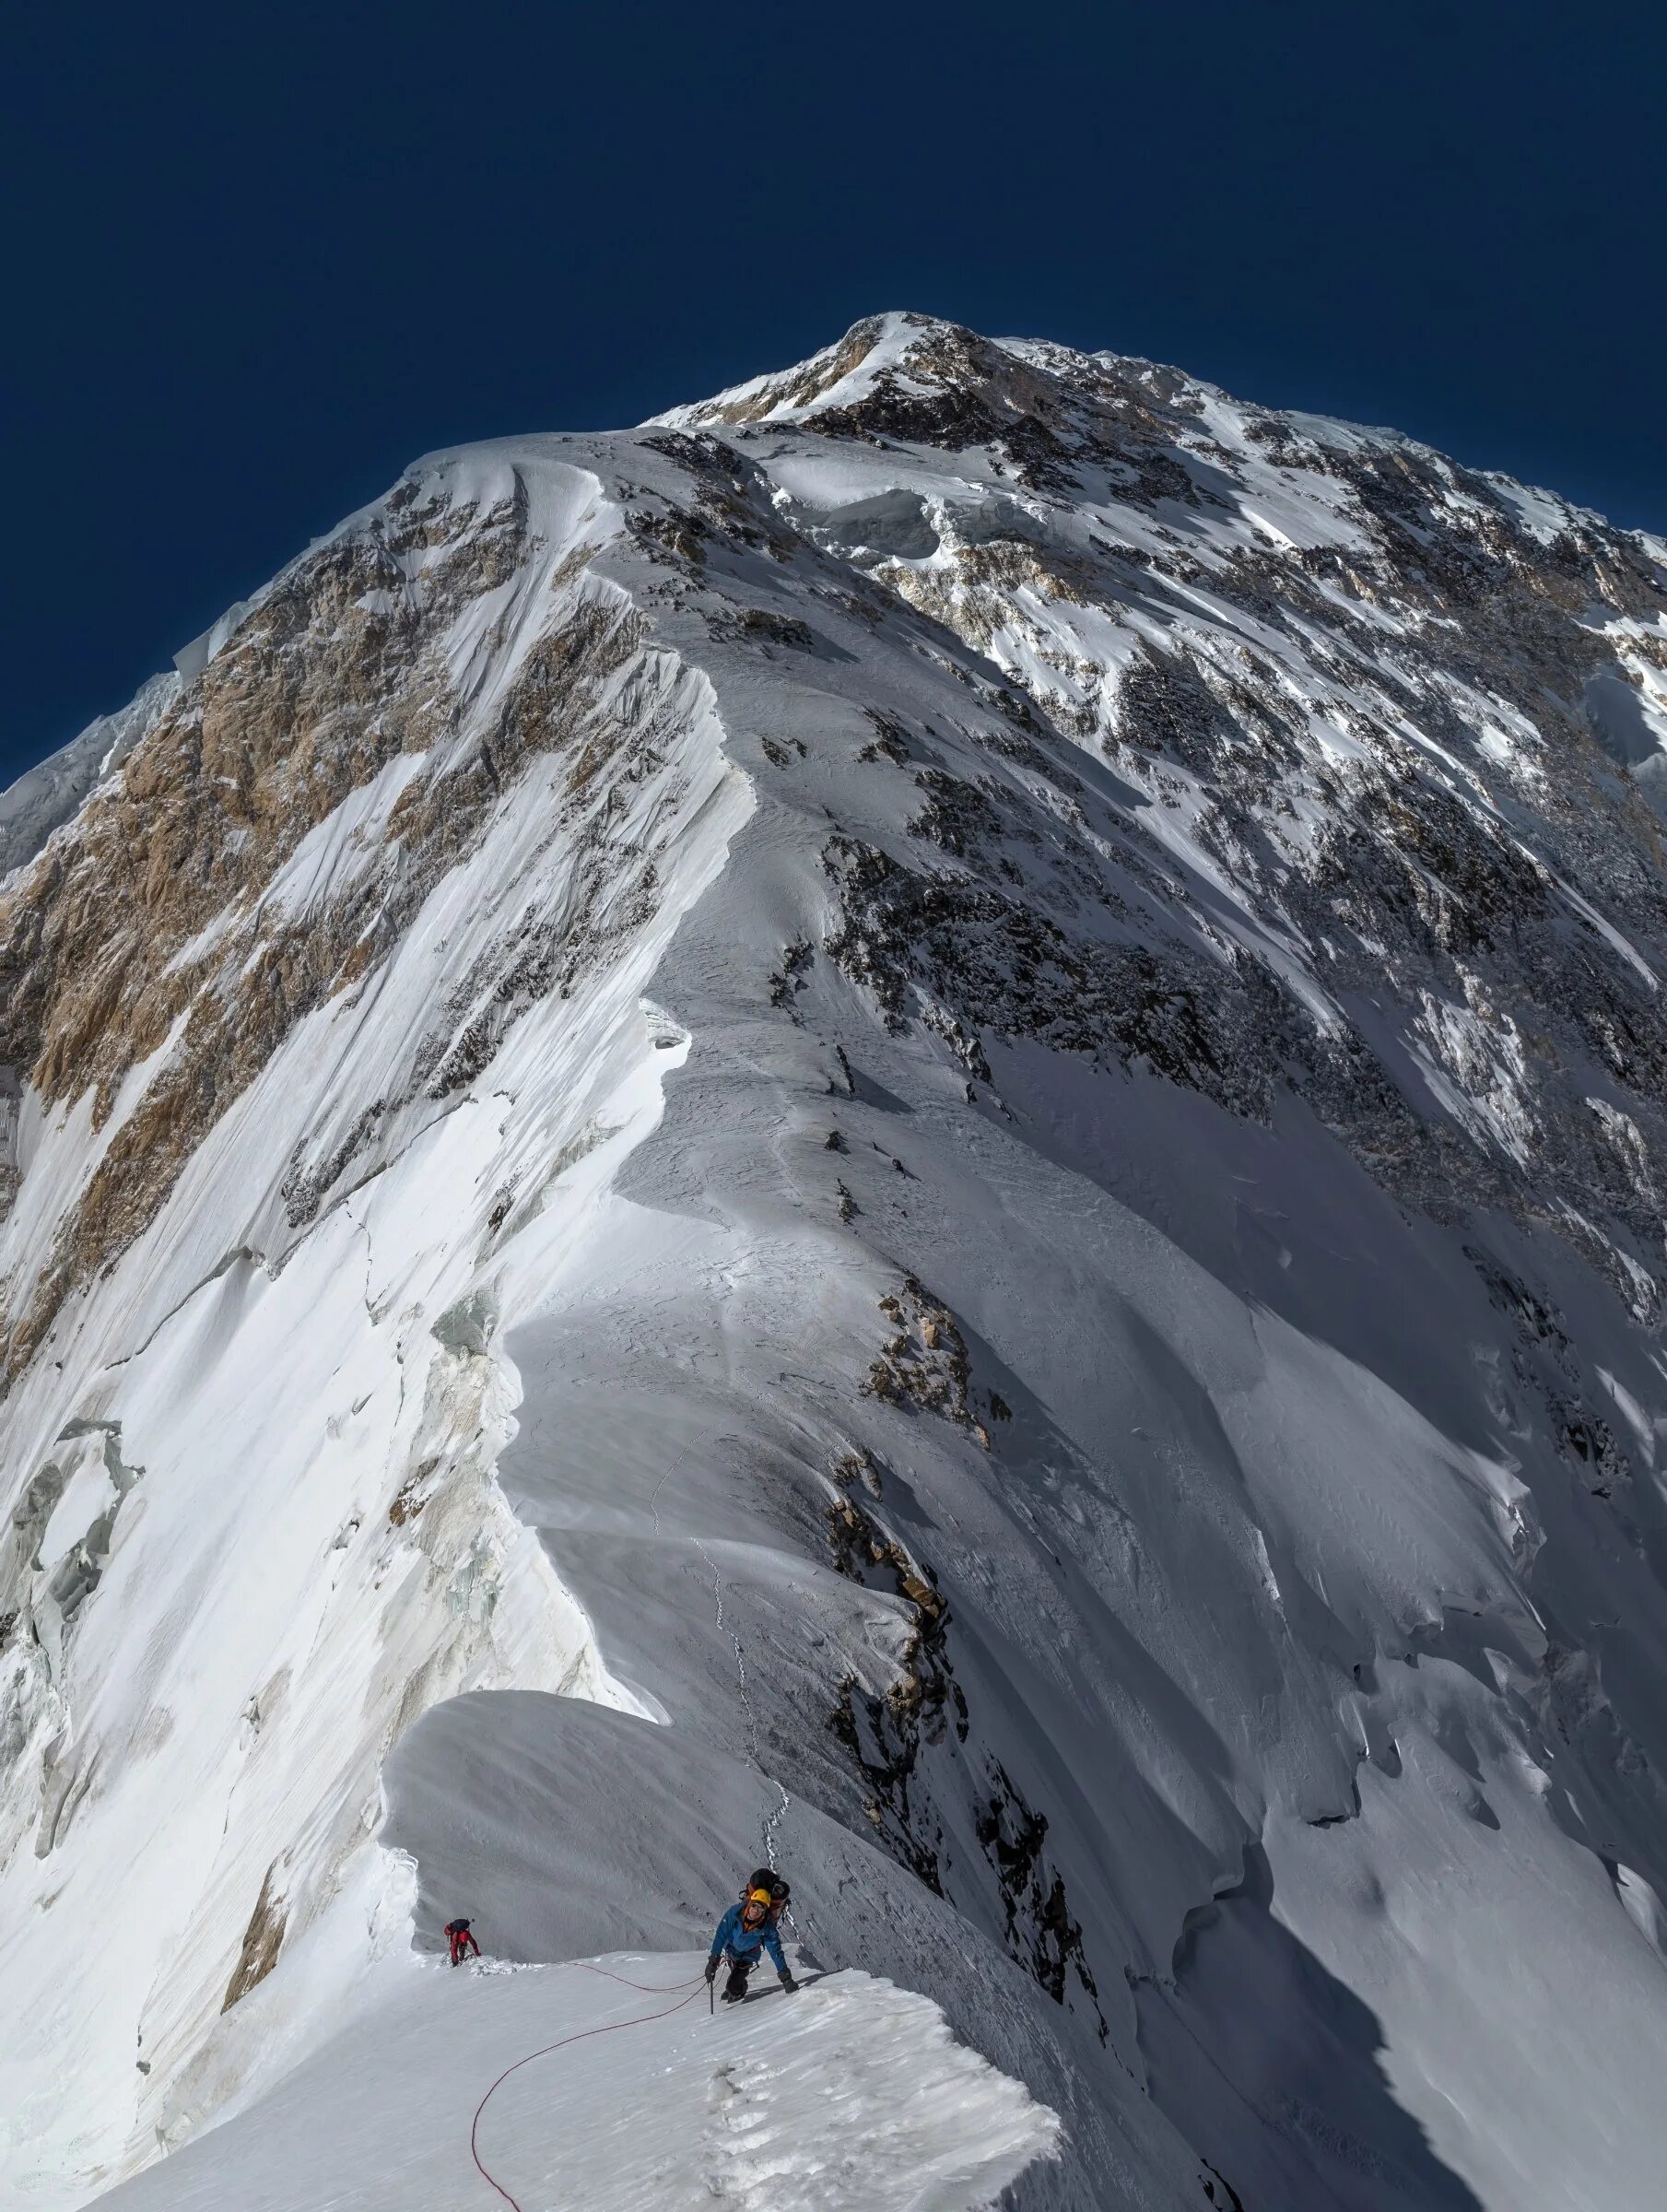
[704, 1958, 718, 1983]
[779, 1971, 798, 1994]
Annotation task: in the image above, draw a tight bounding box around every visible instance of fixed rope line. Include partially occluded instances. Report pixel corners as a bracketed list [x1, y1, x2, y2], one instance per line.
[651, 1437, 795, 1891]
[467, 1962, 706, 2211]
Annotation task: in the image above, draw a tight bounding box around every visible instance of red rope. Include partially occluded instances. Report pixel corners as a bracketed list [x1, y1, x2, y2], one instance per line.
[574, 1962, 706, 1995]
[467, 1964, 707, 2211]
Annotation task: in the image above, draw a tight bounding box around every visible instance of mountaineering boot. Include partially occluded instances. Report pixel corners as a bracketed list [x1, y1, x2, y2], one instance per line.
[722, 1966, 750, 2003]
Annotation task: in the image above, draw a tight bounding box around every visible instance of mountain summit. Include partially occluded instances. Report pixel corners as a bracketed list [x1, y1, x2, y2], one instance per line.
[3, 315, 1667, 2210]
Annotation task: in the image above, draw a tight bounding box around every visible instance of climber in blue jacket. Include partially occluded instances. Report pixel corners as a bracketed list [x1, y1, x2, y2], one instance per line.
[705, 1884, 797, 2003]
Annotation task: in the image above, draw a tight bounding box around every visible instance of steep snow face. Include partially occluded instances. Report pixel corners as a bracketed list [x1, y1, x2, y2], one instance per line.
[0, 449, 755, 2196]
[4, 314, 1667, 2212]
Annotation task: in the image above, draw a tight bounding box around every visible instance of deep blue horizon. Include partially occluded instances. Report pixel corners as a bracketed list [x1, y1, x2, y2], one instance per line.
[8, 0, 1664, 785]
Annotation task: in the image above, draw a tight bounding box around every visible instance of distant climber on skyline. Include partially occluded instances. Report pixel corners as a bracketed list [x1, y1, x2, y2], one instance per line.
[705, 1883, 796, 2003]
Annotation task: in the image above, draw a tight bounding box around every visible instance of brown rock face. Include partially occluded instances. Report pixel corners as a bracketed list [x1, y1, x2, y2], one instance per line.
[0, 477, 652, 1383]
[221, 1860, 287, 2012]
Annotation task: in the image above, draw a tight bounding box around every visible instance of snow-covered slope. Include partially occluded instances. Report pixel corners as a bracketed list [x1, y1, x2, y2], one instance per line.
[96, 1952, 1058, 2212]
[4, 312, 1667, 2212]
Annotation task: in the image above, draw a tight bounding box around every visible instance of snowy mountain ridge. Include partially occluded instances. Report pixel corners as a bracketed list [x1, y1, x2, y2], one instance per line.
[3, 311, 1667, 2210]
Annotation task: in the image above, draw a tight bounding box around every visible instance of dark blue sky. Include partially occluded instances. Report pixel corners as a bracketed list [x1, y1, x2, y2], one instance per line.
[8, 0, 1664, 783]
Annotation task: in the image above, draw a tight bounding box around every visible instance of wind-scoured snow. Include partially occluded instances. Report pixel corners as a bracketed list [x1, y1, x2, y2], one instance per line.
[95, 1952, 1059, 2212]
[3, 312, 1667, 2212]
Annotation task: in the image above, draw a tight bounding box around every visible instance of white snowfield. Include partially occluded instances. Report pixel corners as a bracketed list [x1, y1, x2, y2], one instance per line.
[96, 1952, 1057, 2212]
[1, 311, 1666, 2212]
